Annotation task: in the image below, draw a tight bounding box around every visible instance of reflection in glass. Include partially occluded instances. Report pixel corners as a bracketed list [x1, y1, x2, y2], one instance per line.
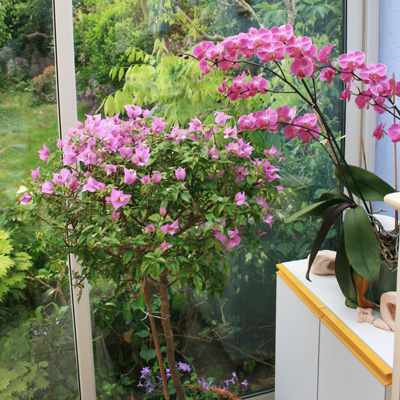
[0, 1, 78, 399]
[72, 0, 344, 397]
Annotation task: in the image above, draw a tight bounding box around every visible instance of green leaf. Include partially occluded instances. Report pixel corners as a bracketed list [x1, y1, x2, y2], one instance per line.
[335, 226, 358, 304]
[123, 250, 134, 264]
[307, 202, 353, 280]
[335, 164, 395, 201]
[343, 206, 380, 284]
[285, 198, 348, 223]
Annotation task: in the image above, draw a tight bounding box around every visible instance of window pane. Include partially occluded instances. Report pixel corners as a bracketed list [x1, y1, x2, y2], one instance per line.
[0, 1, 79, 399]
[72, 0, 344, 397]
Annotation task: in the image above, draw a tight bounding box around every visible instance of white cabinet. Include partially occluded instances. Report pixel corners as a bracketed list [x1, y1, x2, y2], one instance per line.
[275, 259, 393, 400]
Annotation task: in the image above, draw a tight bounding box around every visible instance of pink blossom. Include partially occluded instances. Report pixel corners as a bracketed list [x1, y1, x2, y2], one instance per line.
[337, 51, 365, 71]
[387, 123, 400, 142]
[271, 24, 294, 42]
[359, 63, 387, 83]
[119, 146, 133, 159]
[373, 123, 386, 140]
[246, 75, 268, 96]
[257, 196, 269, 209]
[290, 57, 313, 79]
[264, 145, 282, 157]
[160, 219, 179, 236]
[193, 41, 214, 60]
[175, 167, 186, 180]
[215, 111, 233, 126]
[226, 227, 241, 250]
[110, 188, 131, 210]
[132, 143, 151, 167]
[69, 177, 81, 191]
[276, 106, 296, 124]
[286, 36, 314, 58]
[104, 164, 117, 176]
[124, 105, 142, 119]
[256, 41, 285, 63]
[238, 114, 256, 131]
[124, 168, 137, 185]
[160, 240, 173, 252]
[152, 173, 162, 184]
[264, 215, 274, 228]
[31, 167, 41, 179]
[276, 186, 285, 194]
[320, 65, 337, 85]
[144, 224, 155, 233]
[53, 168, 72, 185]
[41, 181, 54, 195]
[283, 125, 299, 139]
[317, 44, 336, 64]
[19, 193, 32, 205]
[223, 125, 238, 140]
[235, 192, 249, 207]
[37, 143, 50, 162]
[110, 211, 120, 221]
[159, 206, 166, 216]
[254, 108, 278, 130]
[199, 58, 212, 74]
[82, 177, 106, 192]
[140, 175, 151, 185]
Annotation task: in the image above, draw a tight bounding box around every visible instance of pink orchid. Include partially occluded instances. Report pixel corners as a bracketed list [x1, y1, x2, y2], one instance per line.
[256, 41, 285, 63]
[124, 168, 137, 185]
[110, 188, 131, 210]
[175, 167, 186, 180]
[19, 193, 32, 205]
[320, 65, 337, 85]
[387, 123, 400, 142]
[317, 44, 336, 64]
[38, 143, 50, 162]
[271, 24, 294, 42]
[359, 63, 387, 83]
[160, 219, 179, 236]
[337, 51, 365, 71]
[373, 123, 386, 140]
[290, 57, 314, 79]
[193, 41, 214, 60]
[31, 167, 41, 179]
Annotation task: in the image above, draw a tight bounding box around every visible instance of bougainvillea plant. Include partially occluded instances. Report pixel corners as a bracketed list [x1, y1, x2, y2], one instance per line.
[20, 22, 400, 399]
[191, 24, 398, 310]
[20, 103, 281, 399]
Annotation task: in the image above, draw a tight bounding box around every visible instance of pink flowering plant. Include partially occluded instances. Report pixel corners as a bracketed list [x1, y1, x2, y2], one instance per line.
[20, 103, 280, 399]
[191, 24, 398, 309]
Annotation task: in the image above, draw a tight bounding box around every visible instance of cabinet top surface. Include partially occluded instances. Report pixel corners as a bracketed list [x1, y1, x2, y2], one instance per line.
[280, 259, 394, 369]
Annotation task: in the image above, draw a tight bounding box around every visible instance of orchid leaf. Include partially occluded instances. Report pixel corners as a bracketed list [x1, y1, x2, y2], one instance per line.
[335, 226, 357, 306]
[318, 188, 351, 202]
[343, 206, 380, 284]
[335, 164, 395, 201]
[285, 198, 348, 224]
[306, 202, 353, 281]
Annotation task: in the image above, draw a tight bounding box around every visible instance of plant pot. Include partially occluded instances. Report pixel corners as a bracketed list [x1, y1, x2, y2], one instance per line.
[366, 260, 397, 305]
[185, 384, 242, 399]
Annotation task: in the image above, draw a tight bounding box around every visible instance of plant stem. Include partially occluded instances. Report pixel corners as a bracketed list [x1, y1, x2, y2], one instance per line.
[143, 284, 170, 400]
[159, 272, 186, 400]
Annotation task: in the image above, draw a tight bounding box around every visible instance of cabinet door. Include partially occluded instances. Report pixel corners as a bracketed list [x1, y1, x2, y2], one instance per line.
[318, 323, 387, 400]
[275, 277, 320, 400]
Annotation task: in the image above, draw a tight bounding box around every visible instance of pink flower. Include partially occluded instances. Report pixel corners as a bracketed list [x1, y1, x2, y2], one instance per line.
[31, 167, 41, 179]
[82, 177, 105, 192]
[264, 215, 274, 228]
[104, 164, 117, 176]
[235, 192, 249, 207]
[271, 24, 294, 42]
[38, 143, 50, 162]
[110, 188, 131, 210]
[256, 196, 269, 209]
[290, 57, 313, 79]
[387, 123, 400, 142]
[110, 211, 120, 221]
[52, 168, 72, 185]
[41, 181, 54, 194]
[160, 240, 173, 252]
[193, 41, 214, 60]
[256, 41, 285, 63]
[124, 105, 142, 119]
[373, 123, 386, 140]
[140, 175, 151, 185]
[19, 193, 32, 205]
[337, 51, 365, 71]
[276, 186, 285, 194]
[119, 146, 133, 159]
[159, 206, 166, 216]
[317, 44, 336, 64]
[152, 173, 162, 184]
[215, 111, 233, 126]
[226, 227, 241, 250]
[132, 143, 151, 167]
[124, 168, 137, 185]
[160, 219, 179, 236]
[175, 167, 186, 180]
[264, 145, 282, 157]
[359, 63, 387, 83]
[144, 224, 155, 233]
[199, 58, 213, 74]
[320, 65, 337, 85]
[254, 108, 278, 130]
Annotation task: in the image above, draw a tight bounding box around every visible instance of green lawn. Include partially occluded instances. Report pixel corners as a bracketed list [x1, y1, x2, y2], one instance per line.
[0, 90, 87, 205]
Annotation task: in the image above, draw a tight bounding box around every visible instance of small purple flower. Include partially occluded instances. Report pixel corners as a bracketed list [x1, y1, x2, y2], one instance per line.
[242, 379, 248, 387]
[177, 362, 191, 373]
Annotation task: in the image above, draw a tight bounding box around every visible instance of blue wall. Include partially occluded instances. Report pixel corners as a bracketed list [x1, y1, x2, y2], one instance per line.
[374, 0, 400, 215]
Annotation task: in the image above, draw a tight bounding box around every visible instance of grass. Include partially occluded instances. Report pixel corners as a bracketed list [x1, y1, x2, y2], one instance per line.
[0, 89, 88, 205]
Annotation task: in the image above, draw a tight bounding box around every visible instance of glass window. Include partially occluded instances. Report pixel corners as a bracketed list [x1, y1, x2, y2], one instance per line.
[70, 0, 345, 397]
[0, 1, 79, 399]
